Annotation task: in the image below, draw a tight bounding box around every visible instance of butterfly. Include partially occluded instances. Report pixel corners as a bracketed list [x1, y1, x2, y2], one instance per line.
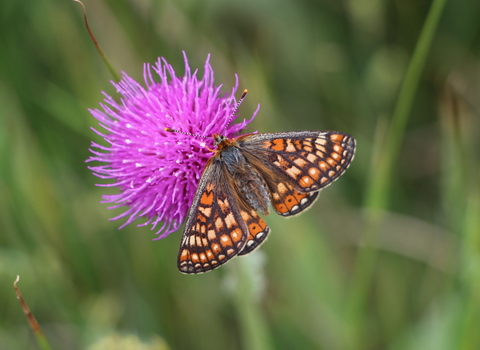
[169, 91, 356, 274]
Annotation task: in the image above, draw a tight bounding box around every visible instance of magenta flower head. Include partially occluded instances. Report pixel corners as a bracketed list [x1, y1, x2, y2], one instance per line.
[87, 53, 258, 239]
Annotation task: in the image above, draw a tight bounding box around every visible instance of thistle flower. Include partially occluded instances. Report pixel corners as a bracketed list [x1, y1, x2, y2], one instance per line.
[87, 53, 258, 239]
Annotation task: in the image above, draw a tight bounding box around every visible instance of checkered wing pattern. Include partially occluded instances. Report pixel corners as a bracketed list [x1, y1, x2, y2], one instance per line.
[239, 131, 356, 195]
[270, 181, 320, 217]
[238, 208, 270, 255]
[178, 162, 249, 274]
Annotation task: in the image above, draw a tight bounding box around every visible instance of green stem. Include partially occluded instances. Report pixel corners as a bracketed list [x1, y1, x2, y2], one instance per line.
[458, 174, 480, 349]
[345, 0, 448, 342]
[229, 256, 274, 350]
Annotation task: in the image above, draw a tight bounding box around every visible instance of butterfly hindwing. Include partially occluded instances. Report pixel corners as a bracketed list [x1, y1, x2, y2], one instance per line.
[270, 180, 321, 217]
[238, 208, 270, 255]
[238, 131, 355, 194]
[178, 161, 249, 274]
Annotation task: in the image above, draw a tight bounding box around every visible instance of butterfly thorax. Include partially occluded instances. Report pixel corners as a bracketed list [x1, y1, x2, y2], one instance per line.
[213, 134, 271, 215]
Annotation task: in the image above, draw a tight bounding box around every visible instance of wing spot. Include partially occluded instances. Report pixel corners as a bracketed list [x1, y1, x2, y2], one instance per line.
[277, 182, 288, 194]
[274, 155, 290, 168]
[240, 211, 250, 221]
[218, 254, 226, 261]
[231, 228, 243, 243]
[291, 205, 299, 212]
[332, 152, 341, 161]
[221, 235, 233, 247]
[199, 253, 207, 262]
[309, 167, 320, 180]
[328, 170, 336, 177]
[215, 217, 224, 229]
[285, 140, 296, 152]
[333, 145, 343, 153]
[212, 244, 221, 253]
[208, 230, 216, 241]
[191, 253, 199, 262]
[198, 206, 211, 217]
[315, 138, 327, 146]
[200, 192, 214, 205]
[330, 134, 344, 142]
[306, 153, 318, 163]
[227, 248, 235, 255]
[321, 177, 328, 184]
[224, 212, 236, 228]
[327, 158, 336, 166]
[301, 197, 308, 205]
[294, 157, 308, 167]
[286, 166, 302, 179]
[299, 176, 313, 188]
[270, 139, 285, 151]
[303, 145, 313, 152]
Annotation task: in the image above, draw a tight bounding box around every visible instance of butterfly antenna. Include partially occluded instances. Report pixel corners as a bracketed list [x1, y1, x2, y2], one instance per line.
[223, 89, 248, 135]
[164, 128, 214, 140]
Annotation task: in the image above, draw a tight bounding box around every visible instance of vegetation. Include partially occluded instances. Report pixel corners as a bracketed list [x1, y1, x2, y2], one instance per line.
[1, 0, 479, 349]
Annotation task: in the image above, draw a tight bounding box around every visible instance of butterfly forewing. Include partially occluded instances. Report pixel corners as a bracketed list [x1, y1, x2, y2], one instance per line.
[238, 131, 355, 194]
[178, 162, 249, 274]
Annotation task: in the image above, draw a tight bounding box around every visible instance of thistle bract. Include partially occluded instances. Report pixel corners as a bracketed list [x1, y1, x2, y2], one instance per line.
[87, 53, 257, 239]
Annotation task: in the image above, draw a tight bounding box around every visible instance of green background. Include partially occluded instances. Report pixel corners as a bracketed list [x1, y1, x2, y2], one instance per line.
[1, 0, 480, 349]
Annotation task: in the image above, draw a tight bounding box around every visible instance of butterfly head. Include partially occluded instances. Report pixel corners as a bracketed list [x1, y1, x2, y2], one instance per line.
[213, 133, 228, 146]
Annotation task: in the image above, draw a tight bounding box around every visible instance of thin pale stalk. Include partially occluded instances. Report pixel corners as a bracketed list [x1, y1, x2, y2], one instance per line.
[14, 276, 53, 350]
[73, 0, 121, 83]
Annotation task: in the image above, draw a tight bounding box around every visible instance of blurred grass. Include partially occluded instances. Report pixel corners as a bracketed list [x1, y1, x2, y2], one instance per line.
[1, 0, 480, 349]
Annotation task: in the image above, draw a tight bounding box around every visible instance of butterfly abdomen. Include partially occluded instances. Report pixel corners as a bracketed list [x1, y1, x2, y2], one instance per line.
[219, 144, 271, 215]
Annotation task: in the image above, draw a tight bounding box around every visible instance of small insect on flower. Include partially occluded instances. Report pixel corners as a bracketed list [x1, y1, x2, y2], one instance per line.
[171, 89, 356, 274]
[88, 53, 355, 274]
